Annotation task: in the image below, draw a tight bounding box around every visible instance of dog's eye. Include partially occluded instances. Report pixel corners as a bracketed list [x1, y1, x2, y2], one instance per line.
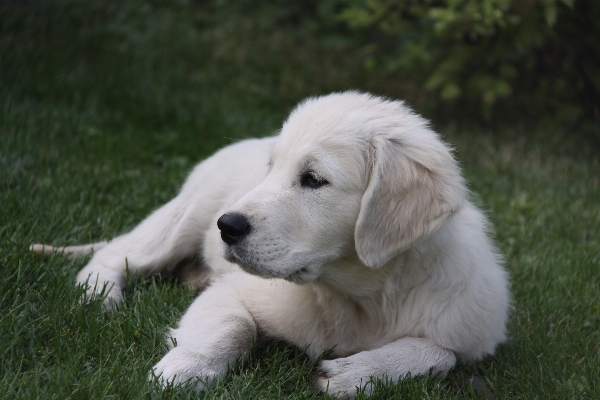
[300, 171, 328, 189]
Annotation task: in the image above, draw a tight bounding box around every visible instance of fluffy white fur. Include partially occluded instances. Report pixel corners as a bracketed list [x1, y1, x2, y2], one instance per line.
[32, 92, 510, 398]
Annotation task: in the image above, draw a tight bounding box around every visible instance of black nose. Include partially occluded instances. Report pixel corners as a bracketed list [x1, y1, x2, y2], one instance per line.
[217, 214, 251, 245]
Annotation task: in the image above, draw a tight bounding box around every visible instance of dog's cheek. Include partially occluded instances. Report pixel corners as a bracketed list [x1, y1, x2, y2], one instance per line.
[313, 195, 361, 253]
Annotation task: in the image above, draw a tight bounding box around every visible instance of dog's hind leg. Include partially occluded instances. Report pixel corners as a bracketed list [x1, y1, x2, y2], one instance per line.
[32, 138, 273, 309]
[72, 190, 210, 309]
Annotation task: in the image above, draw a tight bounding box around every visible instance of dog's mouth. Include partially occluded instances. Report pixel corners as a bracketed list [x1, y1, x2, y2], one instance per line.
[224, 246, 315, 284]
[283, 267, 313, 285]
[224, 247, 281, 278]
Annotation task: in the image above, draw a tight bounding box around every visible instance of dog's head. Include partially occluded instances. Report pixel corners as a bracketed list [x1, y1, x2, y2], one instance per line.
[219, 92, 466, 283]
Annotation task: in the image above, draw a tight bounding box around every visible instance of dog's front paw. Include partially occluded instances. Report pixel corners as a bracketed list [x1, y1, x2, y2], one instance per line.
[315, 357, 378, 398]
[151, 347, 222, 391]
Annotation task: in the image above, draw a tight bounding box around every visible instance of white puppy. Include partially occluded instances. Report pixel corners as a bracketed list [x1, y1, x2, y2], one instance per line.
[32, 92, 509, 397]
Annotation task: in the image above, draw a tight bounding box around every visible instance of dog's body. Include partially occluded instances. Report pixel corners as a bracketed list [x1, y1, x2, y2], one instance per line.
[33, 92, 509, 397]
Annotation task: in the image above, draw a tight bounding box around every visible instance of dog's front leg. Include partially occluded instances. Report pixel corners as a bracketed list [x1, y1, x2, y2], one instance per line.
[316, 337, 456, 398]
[151, 280, 256, 391]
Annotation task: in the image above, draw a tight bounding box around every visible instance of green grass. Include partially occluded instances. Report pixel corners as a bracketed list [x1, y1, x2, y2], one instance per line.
[1, 1, 599, 399]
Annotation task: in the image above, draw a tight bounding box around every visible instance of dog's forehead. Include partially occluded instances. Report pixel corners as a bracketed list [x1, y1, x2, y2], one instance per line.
[276, 92, 403, 147]
[272, 118, 364, 169]
[270, 133, 361, 177]
[274, 97, 379, 156]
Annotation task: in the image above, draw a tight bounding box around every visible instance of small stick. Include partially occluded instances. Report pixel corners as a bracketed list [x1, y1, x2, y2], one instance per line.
[30, 241, 109, 259]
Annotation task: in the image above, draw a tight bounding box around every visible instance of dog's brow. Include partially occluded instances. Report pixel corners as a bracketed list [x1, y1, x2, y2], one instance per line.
[303, 154, 341, 178]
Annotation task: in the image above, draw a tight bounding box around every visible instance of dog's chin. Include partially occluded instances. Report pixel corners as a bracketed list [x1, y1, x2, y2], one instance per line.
[224, 247, 318, 284]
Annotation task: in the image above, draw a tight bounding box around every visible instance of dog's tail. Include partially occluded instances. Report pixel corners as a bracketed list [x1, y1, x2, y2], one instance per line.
[30, 241, 109, 259]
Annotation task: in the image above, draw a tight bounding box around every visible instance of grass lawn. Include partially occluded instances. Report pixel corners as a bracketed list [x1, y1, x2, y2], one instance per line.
[1, 2, 598, 399]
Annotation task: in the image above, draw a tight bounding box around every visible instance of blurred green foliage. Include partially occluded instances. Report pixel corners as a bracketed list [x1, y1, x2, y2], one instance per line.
[2, 0, 598, 137]
[202, 0, 600, 133]
[336, 0, 600, 127]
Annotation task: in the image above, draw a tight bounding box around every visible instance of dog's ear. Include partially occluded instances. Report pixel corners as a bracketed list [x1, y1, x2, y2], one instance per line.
[355, 136, 466, 269]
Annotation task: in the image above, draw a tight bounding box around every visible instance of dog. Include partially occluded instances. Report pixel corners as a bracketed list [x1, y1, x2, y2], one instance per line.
[32, 92, 510, 397]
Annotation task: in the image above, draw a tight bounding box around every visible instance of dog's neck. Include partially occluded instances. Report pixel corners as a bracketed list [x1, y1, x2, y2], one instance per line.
[314, 252, 423, 309]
